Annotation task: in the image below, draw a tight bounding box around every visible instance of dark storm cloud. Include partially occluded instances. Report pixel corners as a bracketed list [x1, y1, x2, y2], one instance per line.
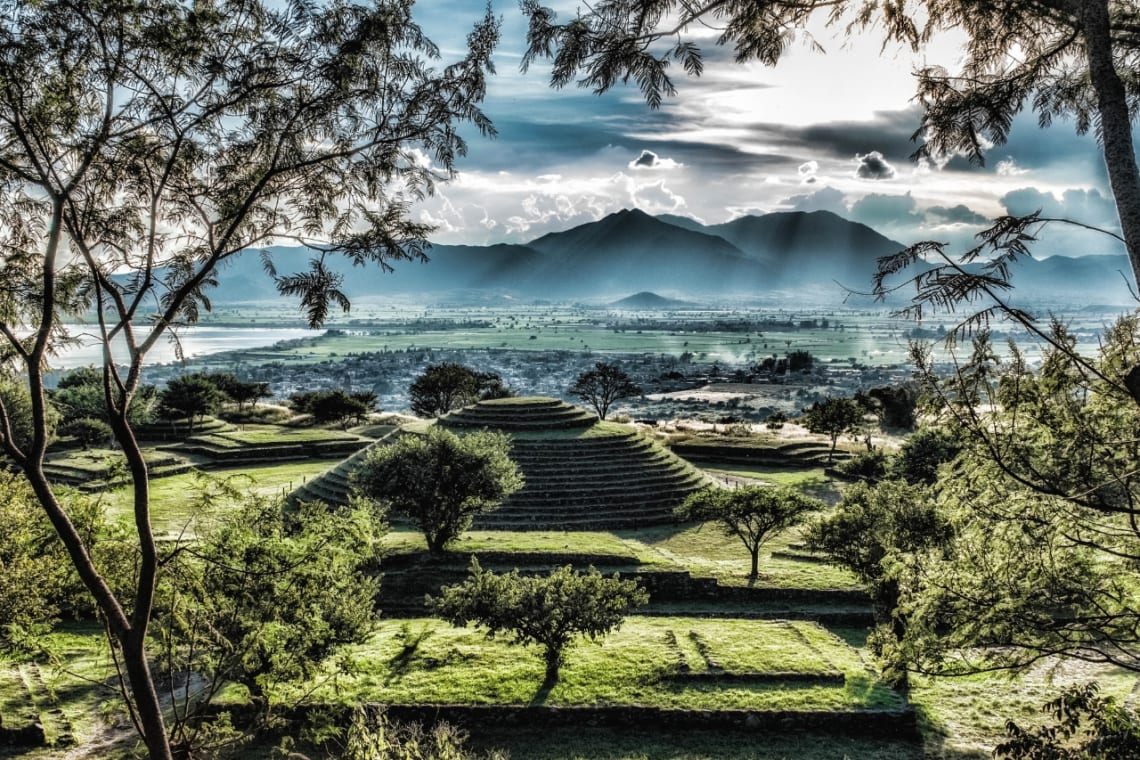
[855, 151, 897, 180]
[633, 150, 659, 167]
[789, 108, 923, 164]
[926, 204, 988, 225]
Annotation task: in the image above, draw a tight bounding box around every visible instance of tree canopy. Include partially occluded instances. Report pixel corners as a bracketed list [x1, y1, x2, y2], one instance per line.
[408, 363, 510, 418]
[430, 559, 648, 683]
[802, 396, 865, 463]
[568, 362, 640, 420]
[351, 427, 524, 553]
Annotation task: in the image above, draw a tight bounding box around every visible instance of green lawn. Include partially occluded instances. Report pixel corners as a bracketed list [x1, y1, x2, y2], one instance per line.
[0, 625, 123, 752]
[700, 464, 843, 503]
[622, 523, 862, 591]
[208, 425, 363, 444]
[382, 528, 657, 564]
[284, 617, 901, 712]
[99, 461, 336, 539]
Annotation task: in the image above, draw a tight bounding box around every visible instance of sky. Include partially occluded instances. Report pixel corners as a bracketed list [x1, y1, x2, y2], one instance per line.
[409, 1, 1124, 259]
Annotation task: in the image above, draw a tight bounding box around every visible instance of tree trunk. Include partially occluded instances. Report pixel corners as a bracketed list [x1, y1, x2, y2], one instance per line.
[1081, 0, 1140, 292]
[108, 407, 173, 760]
[749, 546, 760, 579]
[543, 647, 562, 686]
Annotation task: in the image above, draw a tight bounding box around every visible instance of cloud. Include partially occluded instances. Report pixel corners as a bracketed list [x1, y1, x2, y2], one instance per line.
[779, 186, 848, 216]
[849, 192, 921, 227]
[854, 151, 897, 180]
[925, 204, 989, 225]
[628, 149, 683, 170]
[786, 109, 922, 164]
[997, 187, 1124, 256]
[798, 160, 819, 184]
[996, 158, 1029, 176]
[1000, 187, 1119, 227]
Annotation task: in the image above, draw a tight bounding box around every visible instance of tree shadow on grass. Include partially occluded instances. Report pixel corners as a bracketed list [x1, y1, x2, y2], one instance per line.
[383, 623, 434, 685]
[529, 673, 558, 706]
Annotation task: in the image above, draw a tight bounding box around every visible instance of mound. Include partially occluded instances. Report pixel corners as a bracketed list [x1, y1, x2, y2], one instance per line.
[290, 397, 710, 530]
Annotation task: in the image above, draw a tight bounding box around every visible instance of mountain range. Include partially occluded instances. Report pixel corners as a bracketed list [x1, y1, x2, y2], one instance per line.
[197, 208, 1134, 305]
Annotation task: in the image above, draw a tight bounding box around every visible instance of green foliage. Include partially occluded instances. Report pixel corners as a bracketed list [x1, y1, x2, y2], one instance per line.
[786, 349, 813, 372]
[352, 427, 523, 553]
[52, 368, 156, 426]
[158, 373, 226, 433]
[995, 682, 1140, 760]
[337, 705, 506, 760]
[677, 486, 824, 579]
[62, 417, 112, 449]
[804, 479, 948, 685]
[568, 362, 640, 420]
[156, 496, 382, 753]
[802, 397, 864, 462]
[899, 318, 1140, 675]
[764, 410, 788, 431]
[291, 389, 377, 428]
[408, 363, 510, 418]
[857, 384, 919, 430]
[0, 474, 132, 650]
[888, 426, 961, 485]
[0, 379, 56, 451]
[429, 559, 648, 682]
[834, 448, 888, 482]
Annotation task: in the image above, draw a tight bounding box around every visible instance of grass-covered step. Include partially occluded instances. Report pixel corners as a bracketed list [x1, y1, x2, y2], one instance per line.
[132, 416, 232, 441]
[277, 617, 904, 716]
[167, 424, 372, 465]
[441, 397, 596, 431]
[0, 663, 45, 747]
[671, 439, 850, 467]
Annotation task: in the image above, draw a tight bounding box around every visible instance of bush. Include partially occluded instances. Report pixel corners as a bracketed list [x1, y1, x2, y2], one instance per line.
[834, 449, 888, 481]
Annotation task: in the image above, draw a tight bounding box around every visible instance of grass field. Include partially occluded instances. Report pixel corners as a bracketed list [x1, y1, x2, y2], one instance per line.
[281, 617, 900, 712]
[99, 460, 335, 538]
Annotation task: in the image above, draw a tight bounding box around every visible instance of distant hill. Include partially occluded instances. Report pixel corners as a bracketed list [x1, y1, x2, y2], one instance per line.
[132, 208, 1135, 306]
[609, 291, 698, 310]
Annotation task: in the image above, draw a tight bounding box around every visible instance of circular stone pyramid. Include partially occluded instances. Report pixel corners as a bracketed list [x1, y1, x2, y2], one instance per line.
[290, 397, 709, 530]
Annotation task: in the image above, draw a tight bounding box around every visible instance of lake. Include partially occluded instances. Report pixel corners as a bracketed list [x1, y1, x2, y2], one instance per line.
[52, 326, 320, 369]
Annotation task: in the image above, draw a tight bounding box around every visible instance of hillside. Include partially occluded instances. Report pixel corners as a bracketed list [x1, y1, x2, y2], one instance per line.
[123, 209, 1136, 305]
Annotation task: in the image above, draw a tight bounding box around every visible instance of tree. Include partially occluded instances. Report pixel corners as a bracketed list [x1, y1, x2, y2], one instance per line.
[157, 495, 381, 755]
[887, 426, 961, 486]
[429, 559, 648, 683]
[408, 363, 510, 418]
[802, 397, 865, 463]
[291, 389, 377, 428]
[0, 2, 498, 756]
[787, 350, 813, 373]
[351, 427, 523, 554]
[892, 320, 1140, 676]
[568, 362, 640, 420]
[520, 0, 1140, 292]
[205, 372, 271, 411]
[677, 486, 823, 579]
[0, 473, 132, 650]
[53, 369, 156, 426]
[804, 479, 949, 686]
[157, 374, 225, 435]
[63, 417, 112, 450]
